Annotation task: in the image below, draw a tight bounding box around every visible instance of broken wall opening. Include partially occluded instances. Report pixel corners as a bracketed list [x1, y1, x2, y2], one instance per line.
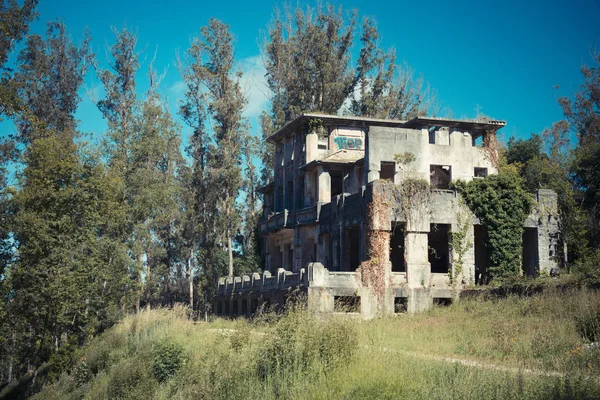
[430, 165, 451, 189]
[474, 225, 488, 284]
[343, 226, 361, 271]
[522, 227, 539, 277]
[380, 161, 396, 181]
[334, 296, 360, 312]
[394, 297, 407, 313]
[428, 224, 450, 273]
[390, 223, 406, 272]
[474, 167, 488, 178]
[433, 298, 452, 307]
[331, 171, 343, 197]
[302, 238, 316, 266]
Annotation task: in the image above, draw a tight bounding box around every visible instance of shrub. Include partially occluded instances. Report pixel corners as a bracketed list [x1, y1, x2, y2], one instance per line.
[73, 357, 90, 387]
[453, 172, 532, 282]
[152, 340, 187, 382]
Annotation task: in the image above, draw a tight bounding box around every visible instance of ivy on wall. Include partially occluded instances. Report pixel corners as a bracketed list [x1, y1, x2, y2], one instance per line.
[453, 172, 532, 282]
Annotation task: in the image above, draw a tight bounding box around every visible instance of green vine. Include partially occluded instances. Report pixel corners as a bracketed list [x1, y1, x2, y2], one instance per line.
[453, 172, 532, 282]
[389, 178, 432, 226]
[449, 199, 472, 285]
[308, 118, 324, 133]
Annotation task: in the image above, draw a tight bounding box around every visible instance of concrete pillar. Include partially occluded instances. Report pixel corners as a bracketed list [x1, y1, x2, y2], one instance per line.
[293, 227, 302, 272]
[405, 232, 430, 288]
[307, 263, 334, 313]
[306, 131, 318, 163]
[317, 166, 331, 204]
[537, 189, 560, 274]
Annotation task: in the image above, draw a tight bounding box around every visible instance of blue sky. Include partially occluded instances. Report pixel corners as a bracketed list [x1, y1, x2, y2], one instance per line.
[4, 0, 600, 145]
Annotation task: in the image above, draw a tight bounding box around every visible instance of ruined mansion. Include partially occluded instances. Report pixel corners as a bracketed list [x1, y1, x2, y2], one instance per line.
[215, 113, 562, 318]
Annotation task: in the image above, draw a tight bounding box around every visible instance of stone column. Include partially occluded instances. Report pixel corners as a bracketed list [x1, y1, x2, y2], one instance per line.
[317, 166, 331, 204]
[304, 171, 315, 206]
[306, 130, 318, 163]
[405, 200, 432, 313]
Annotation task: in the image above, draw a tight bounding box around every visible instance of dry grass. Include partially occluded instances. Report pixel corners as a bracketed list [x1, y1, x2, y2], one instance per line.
[34, 290, 600, 400]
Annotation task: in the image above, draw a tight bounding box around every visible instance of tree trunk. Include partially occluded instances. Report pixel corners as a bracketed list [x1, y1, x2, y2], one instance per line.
[8, 332, 14, 383]
[228, 229, 234, 278]
[146, 251, 151, 312]
[188, 247, 194, 309]
[136, 252, 143, 313]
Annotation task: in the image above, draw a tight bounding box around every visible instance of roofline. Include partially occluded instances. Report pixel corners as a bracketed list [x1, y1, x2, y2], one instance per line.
[266, 113, 406, 143]
[266, 113, 506, 143]
[403, 116, 506, 130]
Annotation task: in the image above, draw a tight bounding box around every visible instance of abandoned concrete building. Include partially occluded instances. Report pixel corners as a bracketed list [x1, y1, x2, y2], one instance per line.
[215, 113, 562, 318]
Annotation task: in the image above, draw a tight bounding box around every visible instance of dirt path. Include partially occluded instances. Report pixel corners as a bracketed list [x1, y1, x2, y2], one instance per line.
[364, 345, 566, 378]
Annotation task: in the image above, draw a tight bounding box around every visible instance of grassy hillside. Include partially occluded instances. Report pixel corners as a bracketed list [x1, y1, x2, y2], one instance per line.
[29, 288, 600, 399]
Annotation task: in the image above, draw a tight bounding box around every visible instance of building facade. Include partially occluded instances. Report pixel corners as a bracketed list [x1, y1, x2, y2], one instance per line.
[215, 114, 562, 318]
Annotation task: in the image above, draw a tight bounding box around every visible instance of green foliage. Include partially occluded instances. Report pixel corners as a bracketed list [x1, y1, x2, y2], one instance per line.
[387, 178, 432, 223]
[308, 118, 324, 133]
[152, 340, 187, 382]
[256, 307, 358, 384]
[506, 122, 588, 263]
[73, 357, 90, 387]
[449, 200, 472, 284]
[453, 172, 532, 281]
[393, 151, 416, 166]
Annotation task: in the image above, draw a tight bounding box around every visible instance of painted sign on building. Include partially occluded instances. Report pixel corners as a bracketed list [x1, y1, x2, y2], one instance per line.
[334, 136, 363, 150]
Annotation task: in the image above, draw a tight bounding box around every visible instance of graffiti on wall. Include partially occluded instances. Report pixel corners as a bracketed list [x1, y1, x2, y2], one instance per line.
[334, 136, 363, 150]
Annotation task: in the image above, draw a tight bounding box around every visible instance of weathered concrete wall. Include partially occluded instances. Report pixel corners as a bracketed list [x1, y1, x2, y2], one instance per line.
[366, 126, 497, 184]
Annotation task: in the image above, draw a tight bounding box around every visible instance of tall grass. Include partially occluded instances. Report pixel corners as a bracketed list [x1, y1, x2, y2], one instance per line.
[34, 290, 600, 400]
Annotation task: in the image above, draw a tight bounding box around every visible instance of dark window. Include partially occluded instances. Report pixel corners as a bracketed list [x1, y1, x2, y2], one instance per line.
[394, 297, 408, 313]
[434, 298, 452, 306]
[331, 171, 343, 197]
[428, 224, 450, 273]
[390, 223, 406, 272]
[430, 165, 451, 189]
[522, 228, 539, 277]
[474, 167, 488, 178]
[380, 161, 396, 181]
[343, 226, 361, 271]
[474, 225, 488, 284]
[334, 296, 361, 312]
[428, 128, 436, 144]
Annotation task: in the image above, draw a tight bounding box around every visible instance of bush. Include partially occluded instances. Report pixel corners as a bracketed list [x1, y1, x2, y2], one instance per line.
[73, 357, 90, 387]
[256, 308, 358, 383]
[152, 340, 187, 382]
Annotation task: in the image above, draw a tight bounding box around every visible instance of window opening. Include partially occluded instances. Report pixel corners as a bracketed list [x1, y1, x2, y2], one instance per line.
[474, 167, 488, 178]
[428, 224, 450, 273]
[380, 161, 396, 181]
[430, 165, 451, 189]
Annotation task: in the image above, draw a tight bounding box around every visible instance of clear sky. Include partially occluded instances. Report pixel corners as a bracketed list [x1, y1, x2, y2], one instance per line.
[5, 0, 600, 145]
